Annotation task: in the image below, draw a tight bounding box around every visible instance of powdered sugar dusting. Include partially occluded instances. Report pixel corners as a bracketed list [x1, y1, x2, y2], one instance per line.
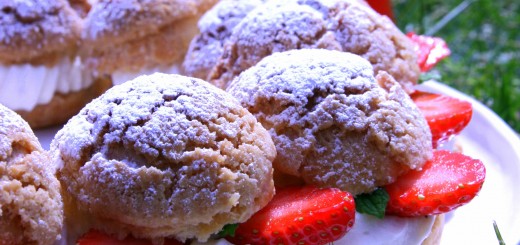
[209, 0, 419, 92]
[197, 0, 265, 33]
[82, 0, 142, 40]
[183, 0, 265, 79]
[51, 73, 276, 241]
[227, 49, 432, 195]
[0, 0, 80, 62]
[55, 73, 254, 167]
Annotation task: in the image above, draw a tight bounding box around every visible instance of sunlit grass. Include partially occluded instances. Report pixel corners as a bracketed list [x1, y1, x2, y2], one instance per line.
[393, 0, 520, 132]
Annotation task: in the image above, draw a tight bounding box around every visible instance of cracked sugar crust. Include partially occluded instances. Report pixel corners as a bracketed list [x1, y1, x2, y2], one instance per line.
[227, 49, 432, 195]
[0, 0, 81, 64]
[51, 73, 276, 242]
[0, 104, 63, 245]
[182, 0, 265, 80]
[209, 0, 420, 93]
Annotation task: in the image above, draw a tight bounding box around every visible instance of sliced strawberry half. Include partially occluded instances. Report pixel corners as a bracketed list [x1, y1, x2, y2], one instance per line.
[407, 32, 451, 72]
[76, 229, 184, 245]
[226, 186, 355, 245]
[411, 90, 473, 148]
[385, 150, 486, 217]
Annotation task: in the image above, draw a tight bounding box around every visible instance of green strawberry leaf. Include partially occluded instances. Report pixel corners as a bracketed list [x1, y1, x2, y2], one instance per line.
[216, 223, 239, 238]
[354, 188, 389, 219]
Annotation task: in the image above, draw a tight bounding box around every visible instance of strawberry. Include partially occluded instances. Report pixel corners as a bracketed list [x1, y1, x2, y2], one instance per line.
[76, 229, 184, 245]
[411, 90, 473, 148]
[226, 186, 355, 245]
[385, 150, 486, 217]
[366, 0, 395, 20]
[407, 32, 451, 72]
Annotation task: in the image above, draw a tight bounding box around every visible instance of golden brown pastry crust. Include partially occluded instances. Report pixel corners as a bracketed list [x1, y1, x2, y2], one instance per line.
[81, 0, 216, 46]
[0, 104, 63, 245]
[0, 0, 81, 65]
[82, 15, 200, 74]
[227, 49, 432, 195]
[208, 0, 419, 93]
[16, 76, 111, 129]
[52, 74, 276, 242]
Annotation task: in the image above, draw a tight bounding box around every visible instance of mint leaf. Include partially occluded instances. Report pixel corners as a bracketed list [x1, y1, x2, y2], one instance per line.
[217, 223, 239, 238]
[354, 188, 389, 219]
[418, 71, 442, 83]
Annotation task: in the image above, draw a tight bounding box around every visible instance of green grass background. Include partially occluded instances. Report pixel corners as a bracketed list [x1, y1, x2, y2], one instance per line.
[393, 0, 520, 132]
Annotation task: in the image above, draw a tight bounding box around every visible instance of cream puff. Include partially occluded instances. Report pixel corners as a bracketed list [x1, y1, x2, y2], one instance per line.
[227, 49, 431, 195]
[50, 73, 276, 243]
[0, 0, 110, 129]
[80, 0, 218, 86]
[0, 104, 63, 245]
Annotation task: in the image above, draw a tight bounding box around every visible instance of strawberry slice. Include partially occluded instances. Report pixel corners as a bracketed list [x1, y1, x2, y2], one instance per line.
[226, 186, 355, 245]
[407, 32, 451, 72]
[385, 150, 486, 217]
[76, 229, 184, 245]
[411, 90, 472, 148]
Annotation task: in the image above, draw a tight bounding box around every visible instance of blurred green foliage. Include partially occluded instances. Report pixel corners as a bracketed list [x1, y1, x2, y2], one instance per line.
[393, 0, 520, 132]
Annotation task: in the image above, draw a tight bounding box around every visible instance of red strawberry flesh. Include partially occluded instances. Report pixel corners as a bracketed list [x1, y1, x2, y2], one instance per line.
[366, 0, 395, 20]
[385, 150, 486, 217]
[411, 90, 473, 148]
[227, 186, 355, 245]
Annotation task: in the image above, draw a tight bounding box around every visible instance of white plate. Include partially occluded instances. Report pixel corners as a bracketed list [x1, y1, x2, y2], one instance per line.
[36, 80, 520, 244]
